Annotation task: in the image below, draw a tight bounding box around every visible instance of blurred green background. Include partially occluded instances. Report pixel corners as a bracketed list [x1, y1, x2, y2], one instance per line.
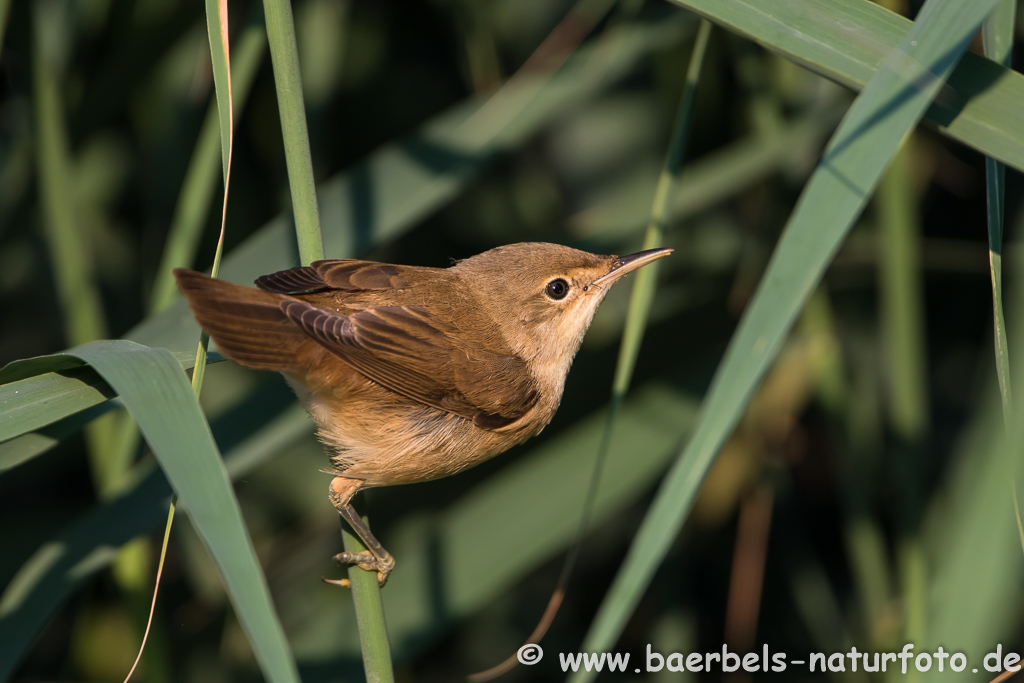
[2, 0, 1024, 680]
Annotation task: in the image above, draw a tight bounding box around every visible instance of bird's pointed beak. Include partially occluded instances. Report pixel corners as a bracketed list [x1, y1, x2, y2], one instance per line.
[592, 247, 674, 287]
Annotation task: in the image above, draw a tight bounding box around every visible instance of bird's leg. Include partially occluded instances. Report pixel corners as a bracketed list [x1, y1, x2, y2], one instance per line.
[325, 476, 396, 587]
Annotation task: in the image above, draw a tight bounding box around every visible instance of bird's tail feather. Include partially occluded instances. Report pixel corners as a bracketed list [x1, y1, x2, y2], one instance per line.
[174, 268, 306, 372]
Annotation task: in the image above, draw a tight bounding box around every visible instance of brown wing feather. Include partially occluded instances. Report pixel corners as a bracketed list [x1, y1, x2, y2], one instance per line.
[255, 266, 328, 294]
[254, 259, 415, 294]
[280, 299, 538, 429]
[313, 260, 412, 291]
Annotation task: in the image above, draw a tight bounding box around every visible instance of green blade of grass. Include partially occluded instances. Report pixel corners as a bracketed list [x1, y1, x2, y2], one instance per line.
[64, 341, 299, 683]
[572, 0, 1002, 673]
[261, 0, 324, 265]
[981, 0, 1022, 560]
[0, 403, 115, 473]
[187, 0, 239, 402]
[0, 354, 85, 383]
[667, 0, 1024, 173]
[0, 368, 115, 442]
[0, 351, 218, 457]
[206, 0, 232, 192]
[983, 0, 1015, 422]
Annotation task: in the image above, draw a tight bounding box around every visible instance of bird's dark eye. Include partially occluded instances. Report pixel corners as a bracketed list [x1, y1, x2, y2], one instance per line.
[545, 278, 570, 300]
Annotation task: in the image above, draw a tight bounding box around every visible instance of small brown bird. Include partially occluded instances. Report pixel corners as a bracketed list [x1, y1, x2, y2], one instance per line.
[175, 242, 671, 585]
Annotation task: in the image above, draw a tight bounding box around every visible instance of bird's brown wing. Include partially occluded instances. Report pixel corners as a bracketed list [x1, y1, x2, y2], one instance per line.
[254, 266, 327, 294]
[281, 300, 538, 429]
[255, 259, 414, 294]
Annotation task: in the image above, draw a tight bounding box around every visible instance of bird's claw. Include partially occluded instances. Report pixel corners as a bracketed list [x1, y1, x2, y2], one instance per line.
[331, 550, 396, 587]
[321, 576, 351, 588]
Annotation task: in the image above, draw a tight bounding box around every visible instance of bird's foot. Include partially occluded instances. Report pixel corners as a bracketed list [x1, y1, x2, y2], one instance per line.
[328, 550, 396, 587]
